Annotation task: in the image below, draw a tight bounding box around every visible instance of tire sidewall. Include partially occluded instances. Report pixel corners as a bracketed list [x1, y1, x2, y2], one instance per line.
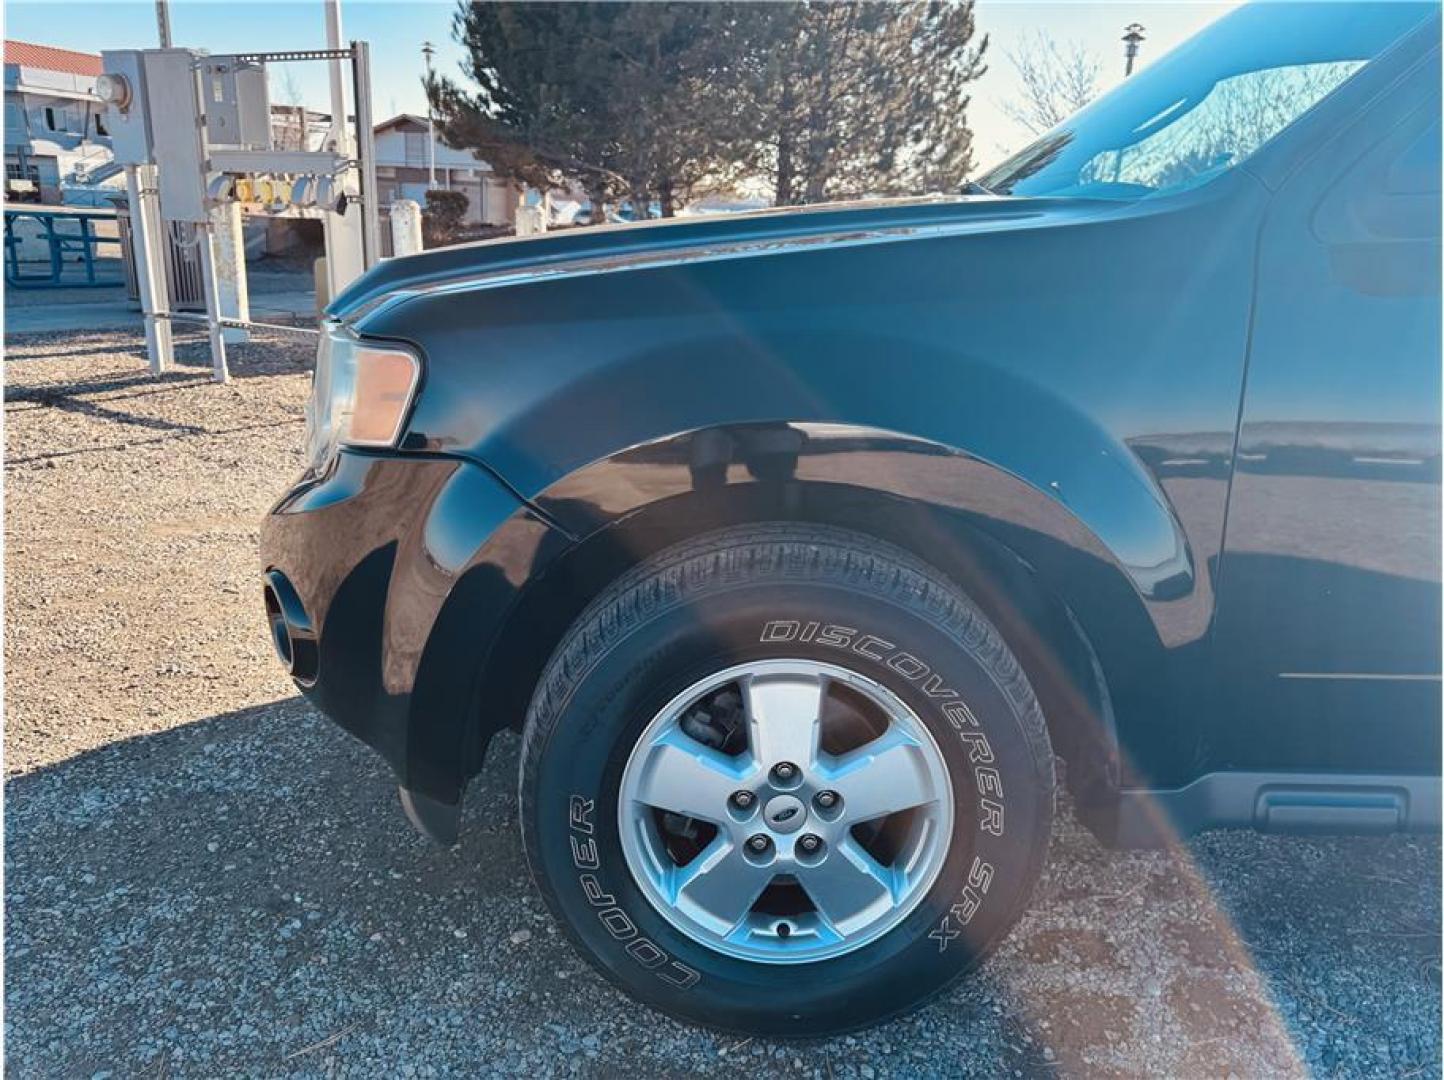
[524, 579, 1051, 1035]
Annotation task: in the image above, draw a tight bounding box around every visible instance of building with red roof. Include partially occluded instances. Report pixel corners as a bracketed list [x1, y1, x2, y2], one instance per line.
[4, 41, 104, 78]
[4, 39, 112, 203]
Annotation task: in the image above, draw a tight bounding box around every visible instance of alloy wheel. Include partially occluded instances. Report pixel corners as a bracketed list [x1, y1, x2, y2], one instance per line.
[617, 659, 955, 963]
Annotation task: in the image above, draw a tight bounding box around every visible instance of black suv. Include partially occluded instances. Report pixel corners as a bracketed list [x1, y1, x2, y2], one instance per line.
[261, 4, 1441, 1035]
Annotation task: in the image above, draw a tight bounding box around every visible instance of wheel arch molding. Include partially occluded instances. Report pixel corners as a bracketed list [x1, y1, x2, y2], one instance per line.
[448, 421, 1185, 830]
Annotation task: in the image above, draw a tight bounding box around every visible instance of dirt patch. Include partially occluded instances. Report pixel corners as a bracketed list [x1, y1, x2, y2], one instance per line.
[1020, 925, 1117, 968]
[1166, 916, 1237, 970]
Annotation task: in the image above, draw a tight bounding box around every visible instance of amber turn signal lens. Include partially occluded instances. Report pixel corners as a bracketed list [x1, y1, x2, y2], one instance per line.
[348, 346, 419, 445]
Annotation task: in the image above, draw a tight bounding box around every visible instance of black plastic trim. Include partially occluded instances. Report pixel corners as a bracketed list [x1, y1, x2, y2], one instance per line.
[1108, 771, 1441, 848]
[398, 785, 461, 846]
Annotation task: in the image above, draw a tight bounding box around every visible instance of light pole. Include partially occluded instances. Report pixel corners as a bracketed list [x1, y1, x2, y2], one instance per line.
[323, 0, 349, 154]
[1122, 23, 1146, 77]
[422, 41, 437, 189]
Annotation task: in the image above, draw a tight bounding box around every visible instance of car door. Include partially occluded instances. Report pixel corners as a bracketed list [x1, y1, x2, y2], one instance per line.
[1213, 36, 1441, 775]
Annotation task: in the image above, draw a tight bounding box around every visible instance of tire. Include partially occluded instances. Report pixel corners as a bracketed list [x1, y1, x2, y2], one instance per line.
[519, 523, 1055, 1036]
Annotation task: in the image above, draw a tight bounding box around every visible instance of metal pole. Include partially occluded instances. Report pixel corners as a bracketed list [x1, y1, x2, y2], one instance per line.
[155, 0, 172, 47]
[167, 311, 320, 337]
[210, 200, 250, 344]
[196, 221, 230, 382]
[422, 42, 437, 189]
[323, 0, 350, 153]
[124, 163, 173, 373]
[352, 41, 381, 268]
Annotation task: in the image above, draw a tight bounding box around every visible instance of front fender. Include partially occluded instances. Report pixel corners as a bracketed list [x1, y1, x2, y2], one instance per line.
[362, 190, 1259, 792]
[359, 416, 1202, 815]
[524, 420, 1194, 764]
[391, 324, 1192, 617]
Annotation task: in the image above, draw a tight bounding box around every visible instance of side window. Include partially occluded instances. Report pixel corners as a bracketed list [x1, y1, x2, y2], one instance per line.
[1388, 117, 1442, 196]
[43, 106, 56, 131]
[1313, 80, 1441, 295]
[1321, 114, 1440, 240]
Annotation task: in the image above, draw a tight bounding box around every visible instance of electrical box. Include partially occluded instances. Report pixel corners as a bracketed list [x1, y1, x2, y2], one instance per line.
[201, 56, 270, 149]
[99, 50, 153, 165]
[99, 49, 209, 220]
[143, 50, 208, 222]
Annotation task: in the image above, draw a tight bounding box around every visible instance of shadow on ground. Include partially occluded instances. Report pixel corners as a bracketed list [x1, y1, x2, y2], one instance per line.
[5, 328, 310, 382]
[5, 696, 1439, 1077]
[4, 331, 312, 468]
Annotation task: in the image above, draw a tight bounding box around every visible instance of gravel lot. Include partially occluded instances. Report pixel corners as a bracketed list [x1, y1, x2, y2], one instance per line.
[5, 328, 1441, 1078]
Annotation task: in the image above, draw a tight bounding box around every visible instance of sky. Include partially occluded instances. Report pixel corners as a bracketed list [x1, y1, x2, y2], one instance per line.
[4, 0, 1239, 168]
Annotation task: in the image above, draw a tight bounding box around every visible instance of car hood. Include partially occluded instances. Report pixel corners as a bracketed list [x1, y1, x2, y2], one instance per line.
[329, 194, 1111, 325]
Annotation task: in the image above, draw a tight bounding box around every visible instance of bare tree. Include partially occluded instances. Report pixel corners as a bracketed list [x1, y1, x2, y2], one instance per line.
[274, 67, 307, 150]
[1081, 60, 1360, 190]
[1001, 31, 1101, 137]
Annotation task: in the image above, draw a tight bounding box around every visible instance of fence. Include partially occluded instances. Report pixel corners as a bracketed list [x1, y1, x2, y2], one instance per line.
[115, 206, 205, 310]
[3, 206, 126, 289]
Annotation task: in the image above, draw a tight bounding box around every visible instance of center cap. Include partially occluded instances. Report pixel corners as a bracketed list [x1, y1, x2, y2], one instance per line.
[763, 794, 806, 834]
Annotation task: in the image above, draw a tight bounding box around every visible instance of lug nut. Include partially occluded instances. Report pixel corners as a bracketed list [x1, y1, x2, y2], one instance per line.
[798, 834, 823, 854]
[731, 790, 755, 810]
[747, 834, 771, 853]
[815, 790, 839, 810]
[772, 762, 798, 783]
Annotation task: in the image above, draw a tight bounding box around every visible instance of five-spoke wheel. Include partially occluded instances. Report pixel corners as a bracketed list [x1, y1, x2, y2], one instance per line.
[618, 660, 954, 962]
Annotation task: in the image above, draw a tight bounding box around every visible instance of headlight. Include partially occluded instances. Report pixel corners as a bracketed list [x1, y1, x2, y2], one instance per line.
[303, 322, 421, 472]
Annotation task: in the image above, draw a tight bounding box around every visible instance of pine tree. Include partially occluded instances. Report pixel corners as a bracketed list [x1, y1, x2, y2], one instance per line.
[428, 1, 989, 219]
[748, 2, 989, 204]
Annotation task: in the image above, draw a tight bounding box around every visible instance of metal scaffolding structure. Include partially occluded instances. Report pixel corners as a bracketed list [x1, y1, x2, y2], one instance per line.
[99, 37, 380, 381]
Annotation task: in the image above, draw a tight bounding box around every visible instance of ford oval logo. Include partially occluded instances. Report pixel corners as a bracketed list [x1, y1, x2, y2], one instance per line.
[771, 806, 799, 823]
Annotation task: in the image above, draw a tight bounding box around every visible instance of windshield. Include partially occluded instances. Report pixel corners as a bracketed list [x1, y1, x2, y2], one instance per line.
[978, 3, 1435, 200]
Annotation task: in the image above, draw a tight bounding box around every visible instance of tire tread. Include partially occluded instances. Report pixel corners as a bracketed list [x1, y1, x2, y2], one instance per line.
[518, 523, 1055, 1035]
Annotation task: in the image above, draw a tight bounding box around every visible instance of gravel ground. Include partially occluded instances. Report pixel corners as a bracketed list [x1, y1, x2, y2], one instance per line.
[4, 327, 1441, 1078]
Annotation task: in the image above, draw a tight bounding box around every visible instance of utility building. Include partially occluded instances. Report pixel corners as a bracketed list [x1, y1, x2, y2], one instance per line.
[4, 40, 115, 204]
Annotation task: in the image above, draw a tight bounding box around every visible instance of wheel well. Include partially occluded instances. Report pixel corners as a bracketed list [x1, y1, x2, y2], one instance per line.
[471, 481, 1120, 809]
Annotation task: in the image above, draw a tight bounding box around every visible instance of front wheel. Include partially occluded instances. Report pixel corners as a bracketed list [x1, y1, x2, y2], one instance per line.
[519, 524, 1055, 1036]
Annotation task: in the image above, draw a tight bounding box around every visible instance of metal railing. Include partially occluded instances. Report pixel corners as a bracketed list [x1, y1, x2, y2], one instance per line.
[3, 205, 127, 289]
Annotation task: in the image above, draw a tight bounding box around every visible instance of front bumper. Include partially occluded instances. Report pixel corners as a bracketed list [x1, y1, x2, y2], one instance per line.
[259, 450, 555, 815]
